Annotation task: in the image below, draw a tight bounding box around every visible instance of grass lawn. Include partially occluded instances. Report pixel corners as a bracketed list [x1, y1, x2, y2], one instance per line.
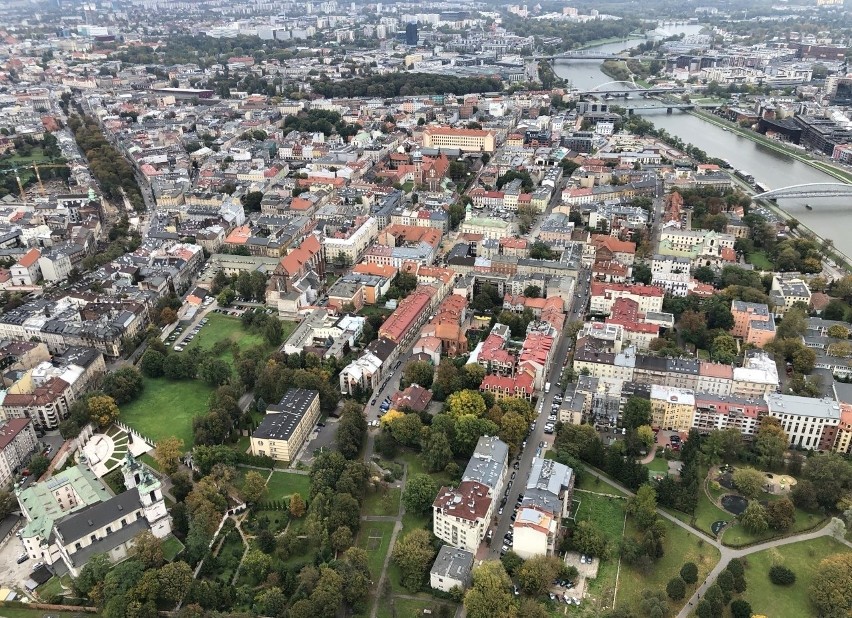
[722, 505, 824, 547]
[644, 455, 670, 477]
[120, 378, 213, 446]
[397, 450, 453, 488]
[0, 607, 100, 618]
[575, 467, 628, 497]
[265, 471, 310, 500]
[572, 490, 627, 612]
[740, 536, 851, 618]
[617, 517, 721, 614]
[693, 490, 732, 537]
[178, 313, 289, 370]
[377, 597, 456, 618]
[162, 535, 185, 561]
[358, 305, 394, 318]
[37, 575, 66, 599]
[363, 485, 401, 517]
[746, 250, 774, 270]
[357, 520, 396, 579]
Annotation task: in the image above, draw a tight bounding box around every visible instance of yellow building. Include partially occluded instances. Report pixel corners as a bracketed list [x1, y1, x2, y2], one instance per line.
[422, 126, 496, 153]
[250, 389, 320, 462]
[650, 385, 695, 432]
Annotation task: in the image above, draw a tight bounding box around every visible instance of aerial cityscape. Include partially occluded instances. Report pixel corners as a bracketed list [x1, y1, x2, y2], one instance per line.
[0, 0, 851, 617]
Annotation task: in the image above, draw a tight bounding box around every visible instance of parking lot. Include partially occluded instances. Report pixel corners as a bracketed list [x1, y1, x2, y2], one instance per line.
[0, 524, 37, 590]
[296, 417, 340, 464]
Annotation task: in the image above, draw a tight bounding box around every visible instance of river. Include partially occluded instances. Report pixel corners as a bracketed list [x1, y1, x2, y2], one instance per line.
[552, 27, 852, 258]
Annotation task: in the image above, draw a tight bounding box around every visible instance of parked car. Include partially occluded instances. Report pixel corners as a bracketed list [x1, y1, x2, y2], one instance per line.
[16, 553, 28, 564]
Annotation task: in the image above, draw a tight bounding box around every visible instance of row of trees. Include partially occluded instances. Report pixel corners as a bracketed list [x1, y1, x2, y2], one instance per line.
[311, 73, 503, 99]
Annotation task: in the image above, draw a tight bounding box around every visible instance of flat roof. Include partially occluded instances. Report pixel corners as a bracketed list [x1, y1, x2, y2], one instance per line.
[252, 388, 319, 442]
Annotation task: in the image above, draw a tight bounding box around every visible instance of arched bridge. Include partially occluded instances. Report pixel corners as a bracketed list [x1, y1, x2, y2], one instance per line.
[753, 183, 852, 200]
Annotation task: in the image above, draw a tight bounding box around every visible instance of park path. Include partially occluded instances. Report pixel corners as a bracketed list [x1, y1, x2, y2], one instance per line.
[581, 466, 852, 618]
[365, 426, 411, 618]
[639, 445, 657, 464]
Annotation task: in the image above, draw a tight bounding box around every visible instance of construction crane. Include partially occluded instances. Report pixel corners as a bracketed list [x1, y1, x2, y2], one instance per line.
[31, 162, 72, 196]
[0, 162, 71, 202]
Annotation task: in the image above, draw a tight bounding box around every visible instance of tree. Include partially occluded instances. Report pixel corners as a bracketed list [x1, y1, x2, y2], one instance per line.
[710, 334, 738, 364]
[678, 310, 708, 346]
[154, 437, 184, 475]
[701, 428, 743, 465]
[0, 489, 15, 520]
[391, 529, 437, 593]
[464, 561, 516, 618]
[638, 589, 669, 618]
[517, 555, 562, 596]
[680, 562, 698, 584]
[571, 520, 610, 558]
[801, 452, 852, 510]
[400, 360, 434, 389]
[198, 358, 231, 386]
[101, 367, 144, 404]
[633, 262, 652, 284]
[289, 492, 306, 518]
[446, 390, 487, 417]
[74, 553, 112, 597]
[402, 473, 438, 515]
[330, 525, 353, 554]
[717, 569, 735, 594]
[140, 350, 165, 378]
[88, 395, 120, 428]
[666, 577, 686, 601]
[130, 531, 164, 569]
[693, 265, 716, 284]
[730, 599, 753, 618]
[754, 417, 788, 470]
[389, 413, 423, 447]
[775, 307, 807, 340]
[523, 285, 541, 298]
[769, 565, 796, 586]
[499, 411, 529, 453]
[627, 484, 658, 529]
[28, 453, 50, 478]
[732, 467, 765, 499]
[159, 307, 178, 326]
[623, 397, 652, 429]
[242, 470, 267, 504]
[421, 430, 453, 472]
[241, 190, 264, 212]
[808, 553, 852, 617]
[765, 497, 795, 531]
[828, 324, 849, 339]
[242, 548, 273, 583]
[637, 425, 655, 450]
[740, 501, 768, 534]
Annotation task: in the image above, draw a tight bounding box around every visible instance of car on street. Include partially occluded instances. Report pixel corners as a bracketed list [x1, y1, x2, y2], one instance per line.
[16, 553, 28, 564]
[498, 507, 504, 515]
[501, 544, 509, 552]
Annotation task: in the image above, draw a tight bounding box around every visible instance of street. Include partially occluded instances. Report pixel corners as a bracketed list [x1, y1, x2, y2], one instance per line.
[485, 264, 592, 559]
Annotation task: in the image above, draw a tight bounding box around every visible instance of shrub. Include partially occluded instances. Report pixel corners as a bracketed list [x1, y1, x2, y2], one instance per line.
[769, 565, 796, 586]
[726, 557, 744, 578]
[666, 577, 686, 600]
[730, 599, 753, 618]
[680, 562, 699, 584]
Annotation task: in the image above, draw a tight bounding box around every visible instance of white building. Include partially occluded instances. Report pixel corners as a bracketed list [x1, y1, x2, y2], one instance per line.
[323, 216, 379, 266]
[430, 545, 474, 593]
[766, 393, 840, 450]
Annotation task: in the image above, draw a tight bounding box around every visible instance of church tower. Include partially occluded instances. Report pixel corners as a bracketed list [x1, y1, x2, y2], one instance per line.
[121, 453, 172, 538]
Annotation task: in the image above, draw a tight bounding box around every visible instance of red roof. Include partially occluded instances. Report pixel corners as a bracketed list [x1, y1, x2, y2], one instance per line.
[0, 417, 31, 449]
[17, 248, 40, 268]
[433, 481, 493, 522]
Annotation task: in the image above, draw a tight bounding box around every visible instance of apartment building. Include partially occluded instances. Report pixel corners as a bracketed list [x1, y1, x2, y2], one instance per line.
[322, 216, 378, 266]
[650, 385, 696, 432]
[422, 126, 496, 153]
[589, 282, 665, 316]
[693, 393, 768, 436]
[0, 417, 37, 488]
[250, 389, 321, 462]
[512, 458, 574, 559]
[430, 545, 474, 593]
[766, 393, 841, 450]
[433, 437, 508, 553]
[770, 275, 811, 317]
[730, 300, 776, 347]
[696, 362, 734, 396]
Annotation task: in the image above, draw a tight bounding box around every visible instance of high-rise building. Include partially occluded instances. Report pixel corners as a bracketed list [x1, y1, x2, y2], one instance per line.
[405, 22, 418, 45]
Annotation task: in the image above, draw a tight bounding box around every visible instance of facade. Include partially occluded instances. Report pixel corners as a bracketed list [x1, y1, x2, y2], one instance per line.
[250, 389, 321, 462]
[430, 545, 474, 593]
[512, 458, 574, 559]
[730, 300, 775, 347]
[766, 393, 841, 450]
[17, 456, 171, 576]
[770, 275, 811, 317]
[422, 126, 496, 153]
[589, 282, 665, 316]
[650, 385, 696, 432]
[0, 417, 38, 488]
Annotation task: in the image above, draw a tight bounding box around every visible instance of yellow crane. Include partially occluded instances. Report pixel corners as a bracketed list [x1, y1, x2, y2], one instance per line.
[0, 162, 71, 201]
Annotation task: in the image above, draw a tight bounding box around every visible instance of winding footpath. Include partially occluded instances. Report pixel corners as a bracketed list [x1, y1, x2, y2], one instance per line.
[580, 467, 852, 618]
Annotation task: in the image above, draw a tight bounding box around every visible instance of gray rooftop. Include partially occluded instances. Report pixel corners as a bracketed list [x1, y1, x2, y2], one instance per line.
[54, 488, 142, 544]
[462, 436, 508, 491]
[252, 389, 319, 442]
[522, 457, 573, 516]
[430, 545, 474, 581]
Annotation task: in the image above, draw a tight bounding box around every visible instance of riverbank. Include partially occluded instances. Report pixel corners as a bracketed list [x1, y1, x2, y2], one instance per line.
[574, 35, 645, 51]
[688, 109, 852, 184]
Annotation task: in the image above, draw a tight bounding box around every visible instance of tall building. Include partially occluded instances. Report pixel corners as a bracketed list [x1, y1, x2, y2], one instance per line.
[405, 22, 418, 45]
[250, 389, 321, 462]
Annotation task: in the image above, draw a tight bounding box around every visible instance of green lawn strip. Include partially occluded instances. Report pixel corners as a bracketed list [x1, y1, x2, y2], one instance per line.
[265, 471, 310, 501]
[617, 517, 721, 614]
[178, 313, 275, 370]
[37, 575, 66, 599]
[574, 466, 629, 497]
[362, 486, 401, 517]
[250, 509, 290, 534]
[234, 435, 250, 454]
[162, 535, 185, 561]
[644, 455, 670, 476]
[377, 596, 456, 618]
[572, 491, 626, 611]
[396, 450, 453, 487]
[693, 490, 731, 537]
[120, 378, 213, 447]
[401, 510, 429, 536]
[722, 505, 824, 547]
[357, 520, 396, 580]
[740, 536, 851, 618]
[746, 250, 774, 270]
